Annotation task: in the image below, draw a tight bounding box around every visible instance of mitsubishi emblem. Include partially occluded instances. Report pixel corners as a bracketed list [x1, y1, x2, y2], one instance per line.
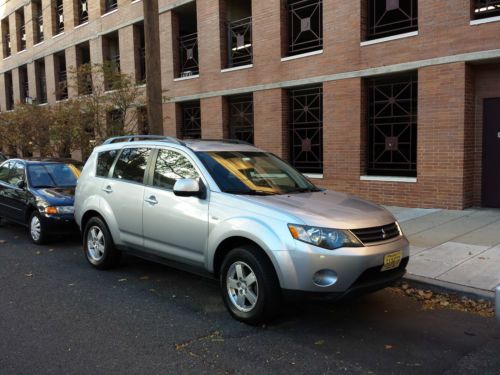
[381, 228, 387, 239]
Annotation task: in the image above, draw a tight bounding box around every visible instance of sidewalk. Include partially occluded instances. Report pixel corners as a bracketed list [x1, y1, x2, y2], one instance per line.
[386, 206, 500, 299]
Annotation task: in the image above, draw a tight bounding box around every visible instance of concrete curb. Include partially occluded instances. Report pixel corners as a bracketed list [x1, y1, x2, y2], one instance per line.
[402, 274, 495, 302]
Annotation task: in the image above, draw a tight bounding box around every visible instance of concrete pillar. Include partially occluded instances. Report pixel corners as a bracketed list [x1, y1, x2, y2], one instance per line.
[42, 0, 54, 39]
[9, 13, 18, 54]
[201, 97, 227, 139]
[0, 74, 7, 111]
[65, 45, 78, 98]
[63, 0, 78, 30]
[11, 68, 21, 106]
[27, 62, 38, 100]
[44, 54, 57, 104]
[254, 89, 288, 159]
[25, 3, 34, 49]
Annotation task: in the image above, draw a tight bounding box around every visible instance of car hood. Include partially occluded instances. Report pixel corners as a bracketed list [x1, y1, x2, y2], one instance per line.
[242, 190, 395, 229]
[32, 187, 75, 205]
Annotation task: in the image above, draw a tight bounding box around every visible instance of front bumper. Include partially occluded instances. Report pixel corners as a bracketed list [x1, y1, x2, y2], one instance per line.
[272, 235, 410, 294]
[40, 213, 78, 234]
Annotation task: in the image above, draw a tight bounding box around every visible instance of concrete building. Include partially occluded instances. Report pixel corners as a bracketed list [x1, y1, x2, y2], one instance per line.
[0, 0, 500, 209]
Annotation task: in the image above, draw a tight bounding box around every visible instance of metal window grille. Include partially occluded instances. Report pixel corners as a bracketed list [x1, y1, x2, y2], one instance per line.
[181, 101, 201, 139]
[179, 32, 199, 76]
[55, 0, 64, 34]
[287, 0, 323, 56]
[228, 16, 252, 68]
[367, 0, 418, 40]
[228, 94, 254, 144]
[474, 0, 500, 19]
[20, 24, 26, 50]
[35, 11, 44, 42]
[367, 72, 417, 177]
[105, 0, 118, 13]
[79, 0, 89, 24]
[288, 85, 323, 173]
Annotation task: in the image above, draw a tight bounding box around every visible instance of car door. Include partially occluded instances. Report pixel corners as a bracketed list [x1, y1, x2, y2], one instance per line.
[142, 148, 209, 266]
[100, 147, 152, 249]
[0, 161, 29, 223]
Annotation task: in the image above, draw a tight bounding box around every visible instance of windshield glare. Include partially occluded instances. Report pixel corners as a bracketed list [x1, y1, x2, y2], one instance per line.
[28, 163, 81, 188]
[197, 151, 319, 195]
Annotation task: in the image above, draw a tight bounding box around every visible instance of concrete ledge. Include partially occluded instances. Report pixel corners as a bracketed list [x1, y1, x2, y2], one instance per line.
[402, 273, 495, 302]
[360, 31, 418, 47]
[470, 15, 500, 26]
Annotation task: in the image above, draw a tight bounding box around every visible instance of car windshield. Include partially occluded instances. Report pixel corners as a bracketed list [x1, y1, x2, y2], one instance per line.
[28, 163, 82, 188]
[196, 151, 321, 195]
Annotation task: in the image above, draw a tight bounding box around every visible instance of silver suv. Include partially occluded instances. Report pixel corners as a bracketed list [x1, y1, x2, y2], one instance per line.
[75, 136, 409, 323]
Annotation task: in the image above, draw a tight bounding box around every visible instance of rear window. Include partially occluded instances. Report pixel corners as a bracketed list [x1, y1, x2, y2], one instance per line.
[96, 150, 119, 177]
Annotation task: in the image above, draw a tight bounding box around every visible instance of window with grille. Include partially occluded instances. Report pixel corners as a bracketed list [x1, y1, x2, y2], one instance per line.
[54, 0, 64, 34]
[2, 19, 11, 58]
[367, 72, 418, 177]
[288, 85, 323, 174]
[174, 2, 199, 77]
[286, 0, 323, 56]
[181, 101, 201, 139]
[56, 52, 68, 100]
[228, 94, 254, 144]
[33, 0, 44, 43]
[366, 0, 418, 40]
[79, 0, 89, 24]
[105, 0, 118, 13]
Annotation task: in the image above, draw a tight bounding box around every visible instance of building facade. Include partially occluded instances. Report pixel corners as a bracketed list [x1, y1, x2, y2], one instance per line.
[1, 0, 500, 209]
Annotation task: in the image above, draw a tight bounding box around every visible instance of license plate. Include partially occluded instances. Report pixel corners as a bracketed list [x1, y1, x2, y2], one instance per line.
[381, 251, 402, 272]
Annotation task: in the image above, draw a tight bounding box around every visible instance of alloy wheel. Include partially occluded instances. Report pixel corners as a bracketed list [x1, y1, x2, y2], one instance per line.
[87, 226, 106, 262]
[226, 261, 259, 312]
[30, 215, 41, 241]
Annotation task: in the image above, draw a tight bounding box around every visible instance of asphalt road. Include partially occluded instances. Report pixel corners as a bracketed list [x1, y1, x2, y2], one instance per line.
[0, 223, 499, 375]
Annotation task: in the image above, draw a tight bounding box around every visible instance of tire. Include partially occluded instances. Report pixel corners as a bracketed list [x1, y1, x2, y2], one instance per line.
[83, 216, 121, 269]
[220, 246, 282, 324]
[29, 211, 48, 245]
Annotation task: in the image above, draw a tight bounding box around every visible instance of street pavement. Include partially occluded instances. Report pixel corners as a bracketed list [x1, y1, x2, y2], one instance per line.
[0, 223, 499, 375]
[387, 207, 500, 298]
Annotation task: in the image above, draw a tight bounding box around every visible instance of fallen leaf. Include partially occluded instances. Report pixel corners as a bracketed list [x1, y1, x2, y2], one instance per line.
[25, 272, 33, 277]
[118, 278, 127, 282]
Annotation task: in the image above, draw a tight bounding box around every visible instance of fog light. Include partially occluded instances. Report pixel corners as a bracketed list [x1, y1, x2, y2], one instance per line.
[313, 269, 337, 287]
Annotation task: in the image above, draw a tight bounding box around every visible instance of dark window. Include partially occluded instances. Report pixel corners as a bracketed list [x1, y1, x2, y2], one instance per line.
[288, 85, 323, 174]
[228, 94, 254, 144]
[0, 162, 11, 182]
[7, 162, 25, 186]
[33, 0, 44, 43]
[28, 163, 80, 188]
[105, 0, 118, 13]
[18, 10, 26, 51]
[473, 0, 500, 19]
[181, 101, 201, 139]
[367, 0, 418, 40]
[79, 0, 89, 24]
[152, 149, 199, 190]
[367, 71, 417, 177]
[225, 0, 252, 68]
[19, 65, 28, 102]
[55, 52, 68, 100]
[36, 59, 47, 104]
[2, 19, 11, 58]
[54, 0, 64, 34]
[96, 149, 119, 177]
[286, 0, 323, 56]
[174, 2, 198, 77]
[112, 148, 151, 183]
[5, 71, 14, 111]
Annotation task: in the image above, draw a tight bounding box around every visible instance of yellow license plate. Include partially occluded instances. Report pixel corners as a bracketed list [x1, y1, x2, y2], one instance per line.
[381, 251, 402, 272]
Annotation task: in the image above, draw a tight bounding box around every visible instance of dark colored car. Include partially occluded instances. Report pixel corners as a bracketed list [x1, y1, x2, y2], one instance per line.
[0, 158, 82, 244]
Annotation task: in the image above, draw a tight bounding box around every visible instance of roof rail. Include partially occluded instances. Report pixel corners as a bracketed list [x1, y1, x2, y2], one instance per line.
[198, 138, 253, 145]
[102, 135, 186, 146]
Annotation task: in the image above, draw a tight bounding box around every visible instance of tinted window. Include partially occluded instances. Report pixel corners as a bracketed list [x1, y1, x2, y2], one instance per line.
[152, 150, 199, 190]
[0, 162, 10, 182]
[112, 148, 151, 183]
[28, 163, 81, 188]
[96, 149, 119, 177]
[7, 162, 25, 186]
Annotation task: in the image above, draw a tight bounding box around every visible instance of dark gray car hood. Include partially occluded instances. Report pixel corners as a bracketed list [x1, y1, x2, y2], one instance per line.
[244, 190, 396, 229]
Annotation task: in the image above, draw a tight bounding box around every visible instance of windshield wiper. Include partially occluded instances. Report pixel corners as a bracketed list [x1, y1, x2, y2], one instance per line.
[289, 187, 322, 193]
[223, 189, 278, 196]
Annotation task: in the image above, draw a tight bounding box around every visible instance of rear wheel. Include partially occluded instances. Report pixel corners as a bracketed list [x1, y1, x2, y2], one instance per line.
[83, 217, 121, 269]
[220, 246, 281, 324]
[29, 211, 47, 245]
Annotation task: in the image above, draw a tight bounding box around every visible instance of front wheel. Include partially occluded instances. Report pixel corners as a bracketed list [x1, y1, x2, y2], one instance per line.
[29, 211, 47, 245]
[83, 217, 121, 269]
[220, 246, 282, 324]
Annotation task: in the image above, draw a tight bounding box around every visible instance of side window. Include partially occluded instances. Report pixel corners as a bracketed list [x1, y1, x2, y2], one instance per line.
[0, 162, 11, 182]
[8, 162, 25, 185]
[153, 149, 199, 190]
[96, 149, 119, 177]
[112, 148, 152, 183]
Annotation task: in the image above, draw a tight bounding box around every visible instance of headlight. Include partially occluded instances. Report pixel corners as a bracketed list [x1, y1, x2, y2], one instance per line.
[288, 224, 362, 250]
[40, 205, 75, 215]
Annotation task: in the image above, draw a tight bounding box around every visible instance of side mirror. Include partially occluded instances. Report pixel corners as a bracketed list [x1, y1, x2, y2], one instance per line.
[496, 284, 500, 324]
[173, 178, 204, 198]
[16, 180, 26, 189]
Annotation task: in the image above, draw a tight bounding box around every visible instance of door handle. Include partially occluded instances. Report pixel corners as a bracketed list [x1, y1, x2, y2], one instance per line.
[144, 196, 158, 205]
[102, 185, 113, 194]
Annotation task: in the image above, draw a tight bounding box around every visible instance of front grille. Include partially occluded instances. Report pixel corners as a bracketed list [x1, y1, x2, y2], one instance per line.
[351, 222, 400, 244]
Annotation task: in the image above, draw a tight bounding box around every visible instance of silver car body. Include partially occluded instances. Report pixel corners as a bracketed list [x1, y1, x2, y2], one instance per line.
[75, 140, 409, 295]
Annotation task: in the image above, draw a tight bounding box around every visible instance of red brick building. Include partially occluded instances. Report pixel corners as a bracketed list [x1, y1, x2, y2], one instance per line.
[1, 0, 500, 209]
